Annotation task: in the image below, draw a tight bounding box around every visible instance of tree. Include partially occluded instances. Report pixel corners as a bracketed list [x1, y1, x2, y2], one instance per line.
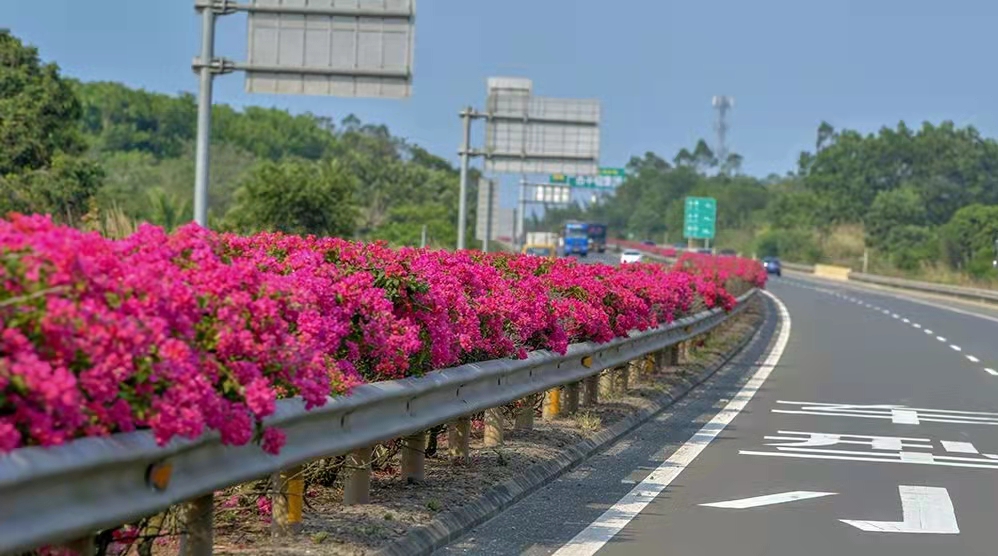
[940, 204, 998, 276]
[0, 153, 104, 224]
[224, 159, 357, 238]
[864, 187, 928, 250]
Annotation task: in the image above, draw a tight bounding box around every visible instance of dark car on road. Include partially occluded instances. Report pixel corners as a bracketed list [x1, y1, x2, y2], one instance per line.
[762, 256, 782, 277]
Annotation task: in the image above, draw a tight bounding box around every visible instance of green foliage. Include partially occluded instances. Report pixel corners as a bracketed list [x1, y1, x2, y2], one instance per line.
[0, 153, 104, 225]
[754, 229, 823, 263]
[882, 225, 936, 271]
[0, 30, 86, 176]
[940, 204, 998, 276]
[865, 187, 928, 250]
[224, 159, 358, 238]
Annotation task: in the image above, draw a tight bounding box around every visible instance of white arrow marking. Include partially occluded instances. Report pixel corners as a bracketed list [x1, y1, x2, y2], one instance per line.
[840, 486, 959, 534]
[701, 491, 837, 509]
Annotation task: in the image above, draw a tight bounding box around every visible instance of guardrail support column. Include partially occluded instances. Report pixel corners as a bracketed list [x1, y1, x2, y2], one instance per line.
[563, 382, 580, 414]
[484, 407, 504, 447]
[599, 370, 615, 399]
[179, 493, 213, 556]
[448, 417, 471, 463]
[343, 446, 373, 505]
[665, 345, 679, 366]
[402, 431, 428, 484]
[583, 375, 599, 406]
[628, 359, 643, 385]
[271, 465, 304, 537]
[514, 395, 535, 431]
[614, 365, 629, 393]
[542, 387, 561, 421]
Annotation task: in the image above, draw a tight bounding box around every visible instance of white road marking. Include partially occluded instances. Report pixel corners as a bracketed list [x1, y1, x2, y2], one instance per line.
[967, 355, 980, 363]
[902, 318, 910, 324]
[950, 345, 962, 352]
[913, 323, 922, 329]
[942, 441, 979, 454]
[937, 336, 947, 342]
[840, 486, 959, 534]
[891, 409, 920, 425]
[550, 291, 792, 556]
[700, 491, 837, 509]
[925, 329, 934, 335]
[892, 313, 900, 319]
[986, 368, 998, 376]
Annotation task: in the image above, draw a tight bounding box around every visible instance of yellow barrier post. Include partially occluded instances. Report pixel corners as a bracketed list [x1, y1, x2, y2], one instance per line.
[542, 388, 561, 421]
[271, 466, 304, 537]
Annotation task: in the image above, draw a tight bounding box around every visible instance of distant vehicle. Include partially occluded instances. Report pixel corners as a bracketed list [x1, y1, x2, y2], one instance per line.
[641, 240, 656, 246]
[719, 249, 737, 257]
[620, 249, 643, 264]
[762, 256, 782, 277]
[586, 223, 608, 253]
[563, 221, 589, 257]
[697, 248, 713, 255]
[522, 244, 556, 259]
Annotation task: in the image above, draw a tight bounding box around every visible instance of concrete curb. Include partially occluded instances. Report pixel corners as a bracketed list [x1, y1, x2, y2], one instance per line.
[371, 296, 772, 556]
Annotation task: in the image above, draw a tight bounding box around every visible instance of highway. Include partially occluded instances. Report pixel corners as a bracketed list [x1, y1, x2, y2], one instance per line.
[436, 274, 998, 555]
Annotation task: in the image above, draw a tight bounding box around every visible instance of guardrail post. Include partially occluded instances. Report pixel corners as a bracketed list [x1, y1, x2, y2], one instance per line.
[599, 370, 614, 399]
[542, 387, 561, 421]
[271, 465, 304, 537]
[342, 446, 373, 505]
[665, 345, 679, 366]
[514, 395, 535, 431]
[402, 431, 428, 484]
[178, 493, 213, 556]
[614, 364, 629, 393]
[448, 417, 471, 463]
[484, 407, 504, 447]
[583, 375, 599, 406]
[563, 382, 580, 414]
[628, 359, 643, 385]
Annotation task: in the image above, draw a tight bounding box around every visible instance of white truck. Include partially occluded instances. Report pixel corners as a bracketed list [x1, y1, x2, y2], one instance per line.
[526, 232, 559, 246]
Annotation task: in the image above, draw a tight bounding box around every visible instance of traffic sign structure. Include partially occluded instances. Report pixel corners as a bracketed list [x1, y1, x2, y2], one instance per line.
[683, 196, 717, 240]
[550, 167, 626, 189]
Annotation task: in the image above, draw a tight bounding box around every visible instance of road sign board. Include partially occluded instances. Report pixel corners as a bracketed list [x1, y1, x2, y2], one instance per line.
[244, 0, 415, 99]
[550, 168, 626, 189]
[483, 78, 600, 175]
[683, 196, 717, 240]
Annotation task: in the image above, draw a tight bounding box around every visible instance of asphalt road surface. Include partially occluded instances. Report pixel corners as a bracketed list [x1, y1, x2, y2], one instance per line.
[436, 275, 998, 555]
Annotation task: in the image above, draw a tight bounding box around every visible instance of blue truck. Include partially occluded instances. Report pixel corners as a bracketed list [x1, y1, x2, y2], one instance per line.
[563, 221, 590, 257]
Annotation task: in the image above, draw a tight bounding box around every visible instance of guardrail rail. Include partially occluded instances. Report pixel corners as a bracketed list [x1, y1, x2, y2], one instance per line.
[0, 289, 760, 555]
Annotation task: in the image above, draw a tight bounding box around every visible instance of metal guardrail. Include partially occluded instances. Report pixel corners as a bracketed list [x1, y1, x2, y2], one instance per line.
[0, 290, 757, 554]
[781, 262, 998, 304]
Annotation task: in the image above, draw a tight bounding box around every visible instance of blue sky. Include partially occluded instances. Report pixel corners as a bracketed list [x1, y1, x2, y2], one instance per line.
[4, 0, 998, 186]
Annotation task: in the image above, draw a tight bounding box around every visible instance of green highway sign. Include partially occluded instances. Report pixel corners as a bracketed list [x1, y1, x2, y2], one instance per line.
[550, 167, 626, 189]
[683, 196, 717, 240]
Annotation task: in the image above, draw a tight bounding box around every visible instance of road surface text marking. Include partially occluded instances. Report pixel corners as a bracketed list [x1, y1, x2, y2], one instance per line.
[840, 486, 959, 534]
[549, 291, 791, 556]
[700, 491, 836, 509]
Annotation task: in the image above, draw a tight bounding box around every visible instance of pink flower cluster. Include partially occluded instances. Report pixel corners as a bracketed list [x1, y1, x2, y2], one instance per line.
[0, 215, 759, 454]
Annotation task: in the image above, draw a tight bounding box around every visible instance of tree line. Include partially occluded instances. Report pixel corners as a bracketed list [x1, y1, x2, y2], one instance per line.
[0, 30, 475, 247]
[540, 122, 998, 281]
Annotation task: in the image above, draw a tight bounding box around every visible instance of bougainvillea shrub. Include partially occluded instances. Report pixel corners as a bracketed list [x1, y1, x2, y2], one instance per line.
[0, 215, 762, 454]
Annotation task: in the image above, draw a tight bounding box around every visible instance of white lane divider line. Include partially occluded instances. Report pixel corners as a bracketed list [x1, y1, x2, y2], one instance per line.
[950, 345, 962, 352]
[967, 355, 980, 363]
[550, 291, 792, 556]
[892, 313, 900, 319]
[986, 368, 998, 376]
[925, 329, 934, 335]
[937, 336, 947, 342]
[902, 318, 910, 324]
[913, 323, 922, 329]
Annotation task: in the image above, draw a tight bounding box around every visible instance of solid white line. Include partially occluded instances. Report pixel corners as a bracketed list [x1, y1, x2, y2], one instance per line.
[986, 368, 998, 376]
[700, 491, 836, 509]
[550, 291, 792, 556]
[840, 486, 959, 534]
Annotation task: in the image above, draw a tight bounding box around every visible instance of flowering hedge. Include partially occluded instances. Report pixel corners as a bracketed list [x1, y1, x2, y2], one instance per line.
[0, 215, 764, 455]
